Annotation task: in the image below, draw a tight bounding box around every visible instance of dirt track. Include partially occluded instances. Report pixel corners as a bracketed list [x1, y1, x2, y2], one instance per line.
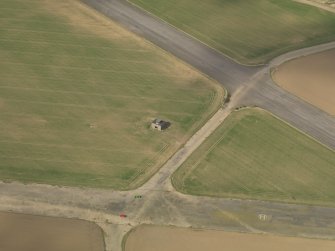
[0, 1, 334, 251]
[125, 225, 335, 251]
[273, 49, 335, 115]
[294, 0, 335, 13]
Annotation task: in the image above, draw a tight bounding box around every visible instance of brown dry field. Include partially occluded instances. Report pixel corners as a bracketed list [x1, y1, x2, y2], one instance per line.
[125, 225, 335, 251]
[273, 49, 335, 115]
[0, 211, 104, 251]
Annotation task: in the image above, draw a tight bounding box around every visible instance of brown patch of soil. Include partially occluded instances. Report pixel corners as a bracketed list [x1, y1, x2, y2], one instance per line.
[125, 225, 335, 251]
[273, 49, 335, 115]
[0, 211, 105, 251]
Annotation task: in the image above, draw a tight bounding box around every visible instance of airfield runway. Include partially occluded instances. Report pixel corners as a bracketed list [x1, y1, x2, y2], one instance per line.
[82, 0, 335, 150]
[0, 1, 335, 251]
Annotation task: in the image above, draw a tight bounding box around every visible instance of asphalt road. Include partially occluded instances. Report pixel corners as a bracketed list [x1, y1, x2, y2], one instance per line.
[82, 0, 335, 150]
[0, 1, 334, 251]
[81, 0, 259, 94]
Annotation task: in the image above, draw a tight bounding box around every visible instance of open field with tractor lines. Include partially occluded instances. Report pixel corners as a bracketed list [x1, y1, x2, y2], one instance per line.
[0, 0, 223, 189]
[1, 0, 335, 250]
[0, 211, 104, 251]
[272, 48, 335, 115]
[173, 108, 335, 206]
[130, 0, 335, 64]
[125, 225, 335, 251]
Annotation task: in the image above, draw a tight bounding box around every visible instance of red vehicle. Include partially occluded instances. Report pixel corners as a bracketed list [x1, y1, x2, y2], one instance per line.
[119, 213, 127, 218]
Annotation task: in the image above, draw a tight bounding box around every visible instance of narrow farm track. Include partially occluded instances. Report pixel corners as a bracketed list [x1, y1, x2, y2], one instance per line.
[294, 0, 335, 14]
[1, 1, 335, 251]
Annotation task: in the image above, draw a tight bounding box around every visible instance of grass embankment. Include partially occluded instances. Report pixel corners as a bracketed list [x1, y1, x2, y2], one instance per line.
[130, 0, 335, 64]
[173, 109, 335, 206]
[0, 0, 223, 189]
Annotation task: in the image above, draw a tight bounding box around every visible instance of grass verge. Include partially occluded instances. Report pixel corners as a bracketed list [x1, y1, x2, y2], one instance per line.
[130, 0, 335, 64]
[172, 108, 335, 206]
[0, 0, 224, 189]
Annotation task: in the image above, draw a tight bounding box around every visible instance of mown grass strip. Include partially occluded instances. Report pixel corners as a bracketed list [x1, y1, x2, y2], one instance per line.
[173, 108, 335, 206]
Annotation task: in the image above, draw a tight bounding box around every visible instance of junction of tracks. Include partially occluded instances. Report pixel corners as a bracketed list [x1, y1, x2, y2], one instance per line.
[1, 1, 335, 250]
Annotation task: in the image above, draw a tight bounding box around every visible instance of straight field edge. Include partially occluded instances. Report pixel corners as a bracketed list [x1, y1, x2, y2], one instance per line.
[171, 106, 335, 208]
[0, 210, 107, 251]
[126, 0, 335, 66]
[270, 50, 335, 118]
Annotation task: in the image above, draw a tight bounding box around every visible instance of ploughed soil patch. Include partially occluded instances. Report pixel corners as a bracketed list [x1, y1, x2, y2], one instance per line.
[0, 211, 104, 251]
[273, 49, 335, 115]
[125, 225, 335, 251]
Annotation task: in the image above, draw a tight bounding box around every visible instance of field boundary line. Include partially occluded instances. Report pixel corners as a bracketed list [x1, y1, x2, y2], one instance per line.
[268, 43, 335, 119]
[81, 0, 225, 102]
[254, 108, 335, 154]
[270, 70, 335, 118]
[180, 127, 228, 189]
[131, 1, 238, 57]
[128, 143, 171, 187]
[125, 0, 264, 67]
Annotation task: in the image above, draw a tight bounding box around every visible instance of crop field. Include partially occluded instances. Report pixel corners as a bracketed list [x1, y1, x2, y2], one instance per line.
[0, 212, 104, 251]
[130, 0, 335, 64]
[172, 108, 335, 206]
[125, 225, 335, 251]
[0, 0, 223, 189]
[273, 48, 335, 115]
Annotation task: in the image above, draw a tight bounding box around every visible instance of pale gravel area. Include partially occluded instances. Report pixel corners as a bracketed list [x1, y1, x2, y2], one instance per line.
[294, 0, 335, 13]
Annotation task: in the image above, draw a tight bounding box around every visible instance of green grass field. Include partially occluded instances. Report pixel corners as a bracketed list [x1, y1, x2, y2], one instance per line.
[172, 109, 335, 206]
[130, 0, 335, 64]
[0, 0, 223, 189]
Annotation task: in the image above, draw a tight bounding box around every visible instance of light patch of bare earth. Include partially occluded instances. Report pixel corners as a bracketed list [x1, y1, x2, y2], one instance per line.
[125, 225, 335, 251]
[294, 1, 335, 14]
[308, 0, 335, 8]
[0, 211, 105, 251]
[273, 49, 335, 115]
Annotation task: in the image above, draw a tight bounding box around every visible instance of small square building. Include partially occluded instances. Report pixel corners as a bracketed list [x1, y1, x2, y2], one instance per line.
[151, 119, 170, 131]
